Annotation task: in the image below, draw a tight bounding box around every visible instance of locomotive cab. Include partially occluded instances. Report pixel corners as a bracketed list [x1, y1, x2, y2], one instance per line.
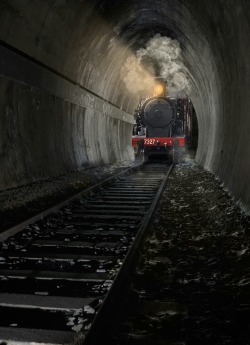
[174, 119, 184, 136]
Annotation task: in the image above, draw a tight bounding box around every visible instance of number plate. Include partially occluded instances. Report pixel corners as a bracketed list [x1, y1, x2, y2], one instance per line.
[144, 139, 156, 145]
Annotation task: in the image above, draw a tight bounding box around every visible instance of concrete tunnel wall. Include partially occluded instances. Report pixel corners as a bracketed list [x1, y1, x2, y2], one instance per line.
[182, 0, 250, 213]
[1, 0, 250, 213]
[0, 0, 136, 189]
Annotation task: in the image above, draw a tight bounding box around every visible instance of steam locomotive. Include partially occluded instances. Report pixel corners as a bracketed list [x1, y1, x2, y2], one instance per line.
[132, 78, 192, 161]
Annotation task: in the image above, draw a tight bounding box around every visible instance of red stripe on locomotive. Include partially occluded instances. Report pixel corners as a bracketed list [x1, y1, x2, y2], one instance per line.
[132, 137, 185, 147]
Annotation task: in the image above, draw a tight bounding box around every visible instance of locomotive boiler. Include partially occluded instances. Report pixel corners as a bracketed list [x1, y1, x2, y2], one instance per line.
[132, 79, 192, 161]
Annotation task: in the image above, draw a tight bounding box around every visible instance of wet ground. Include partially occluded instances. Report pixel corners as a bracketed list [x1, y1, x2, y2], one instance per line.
[107, 162, 250, 345]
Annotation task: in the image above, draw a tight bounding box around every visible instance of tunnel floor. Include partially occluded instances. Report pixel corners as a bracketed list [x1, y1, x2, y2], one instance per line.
[1, 160, 250, 344]
[105, 162, 250, 345]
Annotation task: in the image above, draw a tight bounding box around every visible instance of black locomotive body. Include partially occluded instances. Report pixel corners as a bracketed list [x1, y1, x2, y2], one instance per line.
[132, 84, 192, 161]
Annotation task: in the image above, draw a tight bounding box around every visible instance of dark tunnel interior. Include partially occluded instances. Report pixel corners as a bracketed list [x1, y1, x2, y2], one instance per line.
[0, 0, 250, 212]
[1, 1, 250, 344]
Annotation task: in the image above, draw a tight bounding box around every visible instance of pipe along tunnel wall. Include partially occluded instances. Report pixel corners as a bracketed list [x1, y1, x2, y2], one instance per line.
[1, 1, 250, 213]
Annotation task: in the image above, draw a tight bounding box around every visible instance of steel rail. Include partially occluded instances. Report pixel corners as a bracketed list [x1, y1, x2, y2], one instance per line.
[84, 162, 174, 345]
[0, 162, 143, 243]
[0, 161, 172, 344]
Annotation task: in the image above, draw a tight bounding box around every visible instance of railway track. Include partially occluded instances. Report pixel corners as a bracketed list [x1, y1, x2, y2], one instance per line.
[0, 162, 172, 345]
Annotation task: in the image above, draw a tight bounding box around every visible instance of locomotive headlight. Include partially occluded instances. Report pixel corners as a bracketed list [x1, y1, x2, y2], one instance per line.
[154, 84, 164, 96]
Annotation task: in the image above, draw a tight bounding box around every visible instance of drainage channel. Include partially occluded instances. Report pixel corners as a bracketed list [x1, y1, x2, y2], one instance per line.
[0, 162, 172, 345]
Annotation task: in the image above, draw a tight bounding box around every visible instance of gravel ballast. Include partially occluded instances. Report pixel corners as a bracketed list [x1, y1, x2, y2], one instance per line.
[108, 161, 250, 345]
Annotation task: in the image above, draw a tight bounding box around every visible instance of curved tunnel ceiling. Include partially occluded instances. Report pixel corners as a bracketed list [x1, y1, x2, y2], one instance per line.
[0, 0, 250, 212]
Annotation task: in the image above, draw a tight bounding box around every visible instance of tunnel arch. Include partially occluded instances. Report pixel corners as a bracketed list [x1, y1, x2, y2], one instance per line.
[0, 0, 250, 212]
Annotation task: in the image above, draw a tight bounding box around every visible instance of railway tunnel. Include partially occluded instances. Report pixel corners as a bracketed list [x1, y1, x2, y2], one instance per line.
[0, 0, 250, 209]
[1, 1, 250, 344]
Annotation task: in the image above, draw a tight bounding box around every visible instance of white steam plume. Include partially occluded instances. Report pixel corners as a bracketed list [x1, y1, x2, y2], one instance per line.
[121, 34, 191, 95]
[120, 55, 155, 94]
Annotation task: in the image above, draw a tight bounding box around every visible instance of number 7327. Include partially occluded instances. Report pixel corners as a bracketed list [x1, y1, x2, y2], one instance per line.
[144, 139, 156, 145]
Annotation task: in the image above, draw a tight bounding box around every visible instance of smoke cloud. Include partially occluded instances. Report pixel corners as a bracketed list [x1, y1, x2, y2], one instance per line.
[120, 55, 155, 94]
[121, 34, 191, 95]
